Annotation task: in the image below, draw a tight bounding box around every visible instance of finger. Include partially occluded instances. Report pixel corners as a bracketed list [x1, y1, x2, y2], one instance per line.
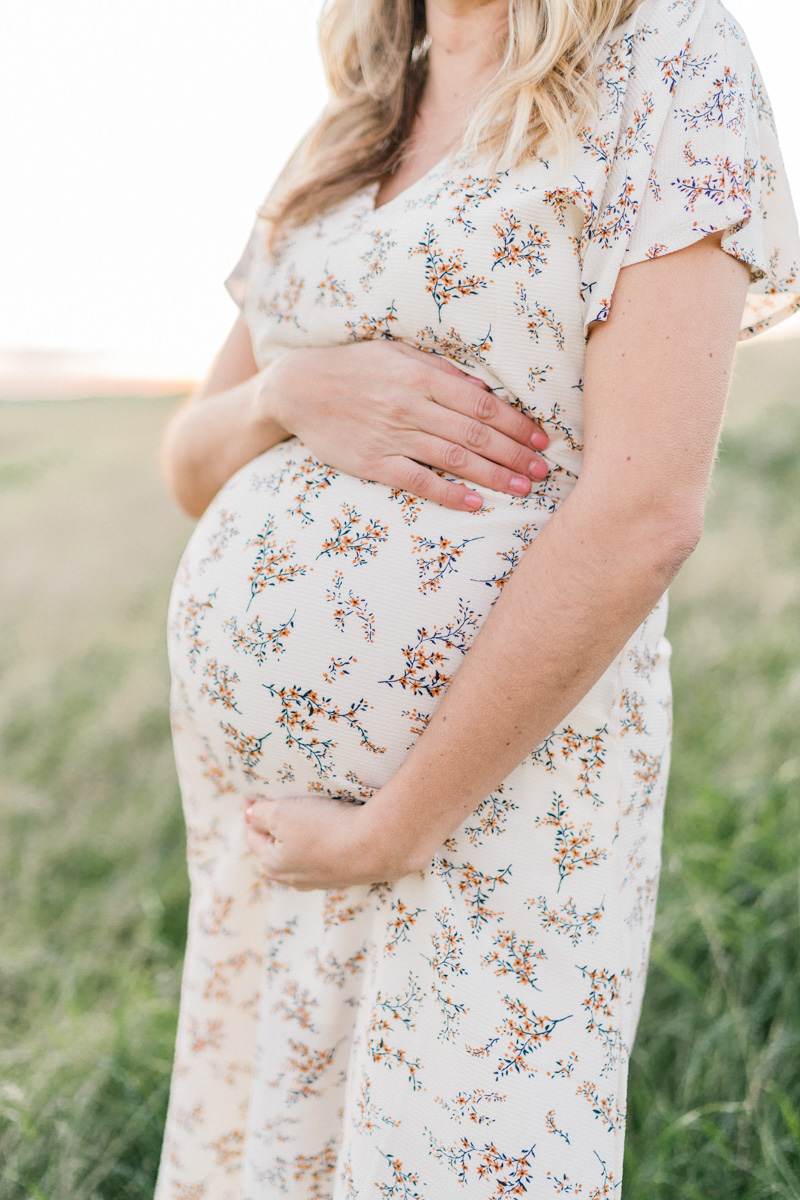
[243, 790, 272, 804]
[401, 435, 535, 496]
[245, 823, 276, 859]
[245, 831, 317, 890]
[401, 423, 549, 496]
[245, 799, 276, 836]
[416, 355, 493, 393]
[377, 456, 485, 511]
[391, 342, 492, 389]
[424, 373, 550, 451]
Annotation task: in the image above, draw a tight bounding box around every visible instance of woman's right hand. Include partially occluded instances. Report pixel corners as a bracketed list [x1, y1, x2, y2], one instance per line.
[265, 340, 550, 511]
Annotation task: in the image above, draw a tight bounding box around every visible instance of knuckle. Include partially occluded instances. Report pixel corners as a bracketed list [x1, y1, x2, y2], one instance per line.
[403, 465, 431, 496]
[389, 388, 410, 413]
[404, 364, 432, 393]
[355, 438, 382, 470]
[368, 461, 394, 489]
[508, 401, 532, 426]
[443, 442, 468, 472]
[507, 409, 534, 440]
[489, 463, 509, 491]
[472, 391, 497, 422]
[388, 392, 415, 423]
[463, 418, 489, 450]
[442, 484, 466, 510]
[510, 444, 533, 473]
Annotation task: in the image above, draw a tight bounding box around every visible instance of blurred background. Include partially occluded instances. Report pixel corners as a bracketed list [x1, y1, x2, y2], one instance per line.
[1, 1, 799, 1197]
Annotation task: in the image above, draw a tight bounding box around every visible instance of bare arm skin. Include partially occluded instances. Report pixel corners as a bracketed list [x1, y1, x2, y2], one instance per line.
[161, 316, 285, 518]
[161, 319, 550, 519]
[244, 233, 751, 888]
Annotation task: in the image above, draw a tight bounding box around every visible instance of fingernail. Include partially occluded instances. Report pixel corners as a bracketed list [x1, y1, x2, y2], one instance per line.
[465, 374, 490, 389]
[464, 491, 483, 510]
[531, 431, 549, 449]
[529, 459, 549, 479]
[509, 475, 530, 495]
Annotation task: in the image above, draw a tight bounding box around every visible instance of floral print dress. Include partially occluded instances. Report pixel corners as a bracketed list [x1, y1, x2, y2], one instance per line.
[156, 2, 799, 1196]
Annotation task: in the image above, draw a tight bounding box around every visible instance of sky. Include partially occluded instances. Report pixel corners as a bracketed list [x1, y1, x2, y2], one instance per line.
[1, 0, 798, 380]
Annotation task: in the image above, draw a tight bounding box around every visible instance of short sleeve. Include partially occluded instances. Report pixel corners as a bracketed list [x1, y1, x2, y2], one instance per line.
[580, 0, 800, 339]
[223, 218, 262, 311]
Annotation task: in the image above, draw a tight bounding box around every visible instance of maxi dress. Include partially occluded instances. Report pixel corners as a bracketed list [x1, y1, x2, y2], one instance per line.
[156, 2, 800, 1196]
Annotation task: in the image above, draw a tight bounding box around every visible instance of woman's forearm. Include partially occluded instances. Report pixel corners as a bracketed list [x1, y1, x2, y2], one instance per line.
[364, 234, 748, 871]
[161, 367, 289, 518]
[367, 479, 701, 869]
[243, 233, 748, 892]
[245, 474, 705, 888]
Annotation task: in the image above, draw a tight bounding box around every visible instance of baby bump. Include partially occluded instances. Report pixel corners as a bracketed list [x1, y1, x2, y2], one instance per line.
[167, 438, 575, 799]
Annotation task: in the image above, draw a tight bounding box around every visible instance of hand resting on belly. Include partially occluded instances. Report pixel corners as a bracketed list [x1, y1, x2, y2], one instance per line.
[161, 323, 550, 519]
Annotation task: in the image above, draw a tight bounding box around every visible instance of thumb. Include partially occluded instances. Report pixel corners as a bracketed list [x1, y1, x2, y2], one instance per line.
[245, 797, 276, 834]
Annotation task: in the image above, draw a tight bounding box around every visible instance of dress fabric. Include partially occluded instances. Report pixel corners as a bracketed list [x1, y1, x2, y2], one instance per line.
[156, 2, 799, 1196]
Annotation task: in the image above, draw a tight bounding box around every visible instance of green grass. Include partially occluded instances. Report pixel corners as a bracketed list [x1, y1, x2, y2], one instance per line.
[1, 342, 799, 1198]
[622, 337, 800, 1200]
[0, 398, 193, 1199]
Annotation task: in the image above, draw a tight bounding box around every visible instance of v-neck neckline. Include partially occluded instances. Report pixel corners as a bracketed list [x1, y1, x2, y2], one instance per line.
[366, 153, 454, 216]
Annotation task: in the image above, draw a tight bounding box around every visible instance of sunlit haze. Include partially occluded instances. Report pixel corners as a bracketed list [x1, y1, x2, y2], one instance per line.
[2, 0, 797, 384]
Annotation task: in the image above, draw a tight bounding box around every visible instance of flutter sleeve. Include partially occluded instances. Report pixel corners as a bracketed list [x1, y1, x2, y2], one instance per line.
[580, 0, 800, 339]
[223, 215, 264, 311]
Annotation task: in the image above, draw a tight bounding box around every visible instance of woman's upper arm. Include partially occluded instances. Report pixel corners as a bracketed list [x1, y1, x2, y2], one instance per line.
[580, 233, 751, 529]
[192, 313, 259, 403]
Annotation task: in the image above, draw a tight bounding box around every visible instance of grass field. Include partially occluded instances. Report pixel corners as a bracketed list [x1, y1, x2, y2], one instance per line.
[1, 338, 798, 1199]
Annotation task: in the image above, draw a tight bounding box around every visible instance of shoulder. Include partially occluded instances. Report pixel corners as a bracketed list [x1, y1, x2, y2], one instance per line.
[590, 0, 764, 143]
[620, 0, 748, 37]
[601, 0, 756, 70]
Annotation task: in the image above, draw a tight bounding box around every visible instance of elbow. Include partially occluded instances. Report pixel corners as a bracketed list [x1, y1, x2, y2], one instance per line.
[162, 467, 207, 521]
[646, 502, 705, 580]
[166, 480, 207, 522]
[574, 471, 707, 584]
[160, 411, 206, 521]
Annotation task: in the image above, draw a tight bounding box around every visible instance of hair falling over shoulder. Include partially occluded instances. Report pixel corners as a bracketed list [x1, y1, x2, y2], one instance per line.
[263, 0, 641, 244]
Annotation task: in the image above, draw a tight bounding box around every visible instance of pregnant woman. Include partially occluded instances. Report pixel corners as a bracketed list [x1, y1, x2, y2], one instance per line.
[156, 0, 799, 1195]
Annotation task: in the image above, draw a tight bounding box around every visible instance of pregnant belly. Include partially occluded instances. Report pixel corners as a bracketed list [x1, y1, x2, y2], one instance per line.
[167, 438, 575, 800]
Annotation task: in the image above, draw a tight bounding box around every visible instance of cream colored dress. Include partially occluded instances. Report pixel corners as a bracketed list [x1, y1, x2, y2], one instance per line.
[156, 2, 800, 1196]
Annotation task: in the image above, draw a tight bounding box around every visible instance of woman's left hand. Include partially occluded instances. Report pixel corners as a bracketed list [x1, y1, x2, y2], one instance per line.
[243, 791, 429, 890]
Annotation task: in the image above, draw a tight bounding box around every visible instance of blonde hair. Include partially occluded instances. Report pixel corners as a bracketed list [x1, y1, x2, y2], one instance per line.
[265, 0, 641, 239]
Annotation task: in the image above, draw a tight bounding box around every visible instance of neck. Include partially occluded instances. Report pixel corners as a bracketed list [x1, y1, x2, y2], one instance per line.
[422, 0, 509, 110]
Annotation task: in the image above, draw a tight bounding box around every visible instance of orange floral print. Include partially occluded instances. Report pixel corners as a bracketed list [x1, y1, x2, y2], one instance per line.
[157, 3, 800, 1193]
